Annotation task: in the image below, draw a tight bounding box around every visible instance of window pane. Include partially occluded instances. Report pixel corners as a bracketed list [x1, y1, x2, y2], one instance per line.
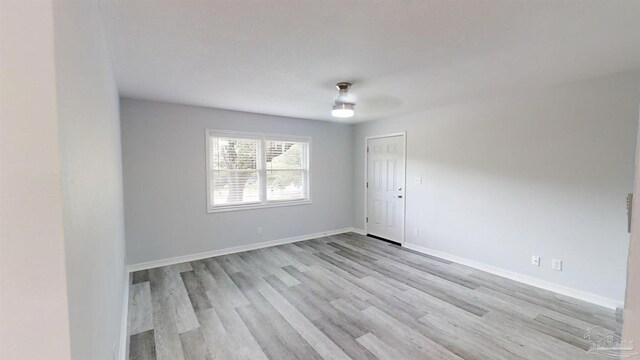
[210, 136, 260, 206]
[267, 170, 305, 201]
[266, 141, 305, 170]
[212, 170, 259, 205]
[211, 137, 259, 171]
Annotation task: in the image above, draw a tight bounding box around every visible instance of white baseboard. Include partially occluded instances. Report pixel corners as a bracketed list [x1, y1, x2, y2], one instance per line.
[403, 242, 623, 310]
[118, 272, 130, 360]
[127, 227, 357, 272]
[350, 227, 366, 236]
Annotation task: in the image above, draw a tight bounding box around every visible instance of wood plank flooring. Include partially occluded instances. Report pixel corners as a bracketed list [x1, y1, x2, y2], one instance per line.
[127, 232, 622, 360]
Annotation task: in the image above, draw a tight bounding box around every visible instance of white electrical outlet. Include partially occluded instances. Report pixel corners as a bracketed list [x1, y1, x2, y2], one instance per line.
[256, 226, 262, 235]
[531, 255, 540, 267]
[415, 176, 423, 184]
[552, 259, 562, 271]
[413, 228, 419, 236]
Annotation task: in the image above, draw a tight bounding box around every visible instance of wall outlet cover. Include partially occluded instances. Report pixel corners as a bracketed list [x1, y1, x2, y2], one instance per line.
[531, 255, 540, 267]
[552, 259, 562, 271]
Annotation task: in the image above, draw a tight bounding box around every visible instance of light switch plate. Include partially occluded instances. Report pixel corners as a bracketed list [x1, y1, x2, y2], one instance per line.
[415, 176, 422, 184]
[552, 259, 562, 271]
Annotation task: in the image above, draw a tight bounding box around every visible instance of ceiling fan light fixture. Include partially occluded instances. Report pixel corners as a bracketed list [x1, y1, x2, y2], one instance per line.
[331, 82, 355, 118]
[332, 102, 355, 118]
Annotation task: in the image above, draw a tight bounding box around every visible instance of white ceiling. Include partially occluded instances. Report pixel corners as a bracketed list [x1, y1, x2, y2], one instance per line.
[99, 0, 640, 123]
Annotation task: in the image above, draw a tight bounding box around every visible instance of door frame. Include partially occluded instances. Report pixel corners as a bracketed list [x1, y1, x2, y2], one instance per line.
[622, 104, 640, 345]
[364, 131, 407, 246]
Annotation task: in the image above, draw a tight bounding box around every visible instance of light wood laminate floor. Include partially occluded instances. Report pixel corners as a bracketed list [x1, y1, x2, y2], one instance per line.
[127, 232, 622, 360]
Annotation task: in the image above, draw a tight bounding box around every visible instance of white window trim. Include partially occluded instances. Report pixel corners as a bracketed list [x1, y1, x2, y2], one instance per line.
[205, 129, 312, 213]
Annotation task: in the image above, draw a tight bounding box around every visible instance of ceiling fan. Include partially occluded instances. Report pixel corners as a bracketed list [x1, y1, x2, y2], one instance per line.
[332, 82, 355, 118]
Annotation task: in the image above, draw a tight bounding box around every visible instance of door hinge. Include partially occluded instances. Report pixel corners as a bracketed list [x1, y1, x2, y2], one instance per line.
[366, 182, 368, 188]
[367, 146, 369, 153]
[366, 217, 368, 223]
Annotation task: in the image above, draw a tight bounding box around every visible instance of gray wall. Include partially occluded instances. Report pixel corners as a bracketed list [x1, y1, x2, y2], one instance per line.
[54, 1, 126, 358]
[353, 71, 640, 302]
[121, 99, 354, 264]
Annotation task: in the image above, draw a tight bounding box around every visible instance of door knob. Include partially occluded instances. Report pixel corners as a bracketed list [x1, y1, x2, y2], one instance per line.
[396, 195, 403, 199]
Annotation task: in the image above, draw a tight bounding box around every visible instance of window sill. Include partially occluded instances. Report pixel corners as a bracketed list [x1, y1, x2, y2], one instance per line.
[207, 199, 312, 213]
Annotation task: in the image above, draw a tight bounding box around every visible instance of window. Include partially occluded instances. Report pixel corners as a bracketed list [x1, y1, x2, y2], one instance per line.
[206, 130, 311, 212]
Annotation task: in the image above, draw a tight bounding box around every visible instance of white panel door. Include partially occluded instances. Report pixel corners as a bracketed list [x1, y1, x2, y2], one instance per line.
[366, 135, 405, 243]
